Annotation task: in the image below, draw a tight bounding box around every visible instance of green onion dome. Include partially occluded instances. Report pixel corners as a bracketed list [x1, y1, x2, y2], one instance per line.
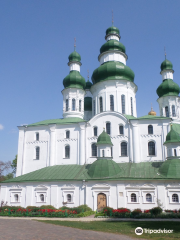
[85, 80, 92, 90]
[63, 71, 86, 90]
[96, 130, 113, 145]
[156, 79, 180, 98]
[84, 97, 92, 111]
[100, 40, 126, 54]
[158, 159, 180, 178]
[88, 159, 121, 178]
[92, 61, 134, 84]
[68, 51, 81, 62]
[105, 26, 120, 38]
[161, 59, 173, 72]
[164, 126, 180, 144]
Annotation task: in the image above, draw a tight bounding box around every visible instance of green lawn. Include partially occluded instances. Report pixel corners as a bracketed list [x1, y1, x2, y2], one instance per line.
[37, 220, 180, 240]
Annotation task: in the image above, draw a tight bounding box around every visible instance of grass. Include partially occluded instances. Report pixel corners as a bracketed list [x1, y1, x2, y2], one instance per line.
[37, 220, 180, 240]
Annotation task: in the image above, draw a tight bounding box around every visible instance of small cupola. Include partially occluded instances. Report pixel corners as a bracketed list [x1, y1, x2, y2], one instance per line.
[96, 129, 113, 158]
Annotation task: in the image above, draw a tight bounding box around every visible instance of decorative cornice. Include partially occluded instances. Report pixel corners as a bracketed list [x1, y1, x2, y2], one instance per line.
[57, 138, 77, 142]
[141, 135, 161, 138]
[26, 141, 48, 144]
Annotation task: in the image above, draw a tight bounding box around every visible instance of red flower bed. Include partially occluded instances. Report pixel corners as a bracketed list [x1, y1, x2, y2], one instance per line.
[144, 210, 150, 213]
[112, 209, 130, 213]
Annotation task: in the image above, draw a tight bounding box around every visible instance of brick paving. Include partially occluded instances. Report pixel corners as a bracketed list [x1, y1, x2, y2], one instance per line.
[0, 219, 136, 240]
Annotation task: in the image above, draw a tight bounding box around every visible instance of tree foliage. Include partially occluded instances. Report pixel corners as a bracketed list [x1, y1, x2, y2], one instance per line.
[0, 161, 12, 182]
[11, 155, 17, 174]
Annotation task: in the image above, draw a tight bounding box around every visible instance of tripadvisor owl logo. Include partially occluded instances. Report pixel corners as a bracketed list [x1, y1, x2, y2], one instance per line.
[135, 227, 143, 235]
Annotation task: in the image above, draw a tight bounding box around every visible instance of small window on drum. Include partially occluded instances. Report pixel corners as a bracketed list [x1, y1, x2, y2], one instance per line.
[165, 106, 169, 117]
[172, 105, 176, 117]
[99, 97, 103, 113]
[174, 149, 177, 156]
[93, 127, 97, 136]
[79, 100, 82, 112]
[67, 194, 71, 203]
[106, 122, 111, 135]
[36, 147, 40, 160]
[36, 133, 39, 141]
[119, 125, 124, 135]
[72, 99, 76, 111]
[65, 145, 70, 158]
[66, 131, 70, 139]
[66, 99, 69, 111]
[110, 95, 114, 111]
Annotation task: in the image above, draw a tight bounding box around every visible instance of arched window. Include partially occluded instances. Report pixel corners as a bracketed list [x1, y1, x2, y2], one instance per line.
[66, 99, 69, 111]
[40, 194, 44, 202]
[67, 194, 71, 202]
[93, 100, 96, 115]
[148, 141, 155, 156]
[174, 149, 177, 156]
[110, 95, 114, 111]
[146, 193, 152, 202]
[72, 99, 76, 111]
[36, 133, 39, 141]
[119, 125, 124, 135]
[121, 142, 127, 156]
[165, 106, 169, 117]
[148, 125, 153, 134]
[36, 147, 40, 160]
[130, 97, 133, 116]
[172, 194, 179, 202]
[99, 97, 103, 113]
[66, 130, 70, 139]
[121, 95, 125, 114]
[93, 127, 97, 136]
[106, 122, 111, 135]
[131, 193, 137, 202]
[79, 100, 82, 112]
[91, 143, 97, 157]
[65, 145, 70, 158]
[14, 194, 19, 202]
[172, 105, 176, 117]
[111, 147, 113, 157]
[102, 150, 105, 157]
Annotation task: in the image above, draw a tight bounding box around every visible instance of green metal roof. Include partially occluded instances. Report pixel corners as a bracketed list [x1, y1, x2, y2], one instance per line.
[3, 160, 180, 183]
[156, 79, 180, 98]
[85, 80, 92, 90]
[92, 61, 135, 84]
[27, 118, 86, 127]
[159, 159, 180, 178]
[123, 114, 137, 120]
[164, 124, 180, 144]
[63, 70, 86, 90]
[96, 130, 113, 145]
[105, 26, 120, 38]
[68, 51, 81, 62]
[136, 115, 170, 120]
[100, 40, 126, 54]
[161, 59, 173, 72]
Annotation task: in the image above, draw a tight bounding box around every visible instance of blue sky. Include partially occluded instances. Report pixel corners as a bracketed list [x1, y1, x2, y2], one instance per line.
[1, 0, 180, 162]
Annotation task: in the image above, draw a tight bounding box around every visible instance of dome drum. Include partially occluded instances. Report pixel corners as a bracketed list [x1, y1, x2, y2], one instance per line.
[98, 50, 128, 65]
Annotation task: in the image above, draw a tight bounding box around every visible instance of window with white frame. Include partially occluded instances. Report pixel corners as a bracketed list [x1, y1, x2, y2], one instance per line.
[72, 99, 76, 111]
[121, 95, 125, 114]
[172, 194, 179, 202]
[121, 142, 127, 156]
[14, 194, 19, 202]
[172, 105, 176, 117]
[110, 95, 114, 111]
[66, 130, 70, 139]
[119, 125, 124, 135]
[40, 194, 45, 202]
[148, 125, 153, 134]
[36, 132, 39, 141]
[165, 106, 169, 117]
[131, 193, 137, 202]
[36, 147, 40, 160]
[99, 97, 103, 113]
[65, 145, 70, 158]
[148, 141, 155, 156]
[93, 127, 98, 136]
[106, 122, 111, 135]
[67, 194, 72, 203]
[146, 193, 152, 202]
[79, 100, 82, 112]
[92, 143, 97, 157]
[66, 99, 69, 111]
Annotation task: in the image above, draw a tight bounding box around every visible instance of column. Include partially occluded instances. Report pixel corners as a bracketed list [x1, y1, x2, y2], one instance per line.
[16, 127, 25, 177]
[79, 123, 86, 165]
[50, 185, 58, 208]
[49, 124, 56, 166]
[132, 121, 140, 163]
[25, 186, 33, 207]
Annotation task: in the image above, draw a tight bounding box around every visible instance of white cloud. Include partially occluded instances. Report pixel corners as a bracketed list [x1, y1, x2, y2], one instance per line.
[0, 124, 4, 130]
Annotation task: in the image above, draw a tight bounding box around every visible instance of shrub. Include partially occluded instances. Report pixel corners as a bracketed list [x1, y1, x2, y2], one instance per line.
[103, 207, 114, 215]
[77, 211, 95, 217]
[77, 205, 92, 212]
[131, 209, 142, 217]
[117, 208, 131, 212]
[150, 207, 162, 216]
[26, 206, 39, 209]
[40, 205, 56, 209]
[59, 206, 70, 210]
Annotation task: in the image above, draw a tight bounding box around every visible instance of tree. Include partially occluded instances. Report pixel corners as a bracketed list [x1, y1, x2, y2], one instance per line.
[11, 155, 17, 174]
[0, 161, 11, 182]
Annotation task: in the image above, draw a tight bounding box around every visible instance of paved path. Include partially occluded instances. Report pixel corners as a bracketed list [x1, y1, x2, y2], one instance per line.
[0, 219, 136, 240]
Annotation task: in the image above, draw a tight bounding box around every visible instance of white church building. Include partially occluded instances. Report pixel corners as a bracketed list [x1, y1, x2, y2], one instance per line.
[1, 25, 180, 211]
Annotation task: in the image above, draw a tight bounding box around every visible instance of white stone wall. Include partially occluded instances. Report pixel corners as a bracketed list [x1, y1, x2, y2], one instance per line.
[1, 181, 180, 211]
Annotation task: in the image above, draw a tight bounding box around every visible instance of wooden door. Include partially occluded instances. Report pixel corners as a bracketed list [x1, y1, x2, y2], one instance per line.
[97, 193, 107, 211]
